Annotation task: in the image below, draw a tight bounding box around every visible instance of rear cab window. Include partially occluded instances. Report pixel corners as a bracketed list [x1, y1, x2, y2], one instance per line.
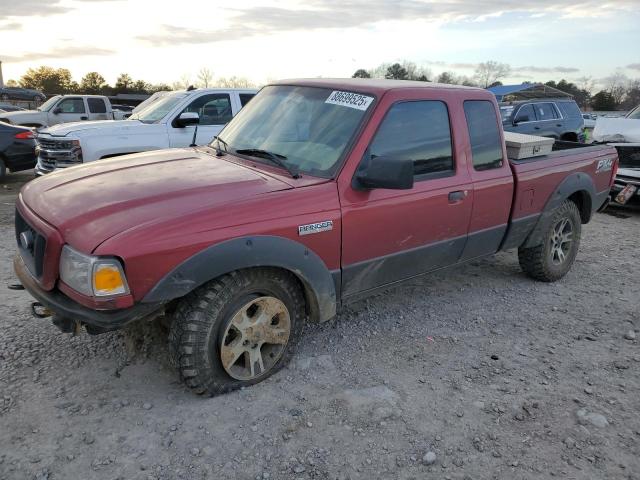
[463, 100, 504, 171]
[87, 98, 107, 114]
[368, 100, 454, 179]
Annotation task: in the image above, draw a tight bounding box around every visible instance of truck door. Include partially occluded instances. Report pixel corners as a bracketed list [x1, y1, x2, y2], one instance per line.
[168, 93, 233, 147]
[86, 98, 110, 121]
[458, 99, 514, 261]
[50, 97, 88, 125]
[339, 96, 473, 299]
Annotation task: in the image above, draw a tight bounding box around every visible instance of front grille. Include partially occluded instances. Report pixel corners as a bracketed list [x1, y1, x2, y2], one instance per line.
[15, 209, 47, 278]
[36, 137, 82, 172]
[615, 145, 640, 169]
[37, 138, 77, 150]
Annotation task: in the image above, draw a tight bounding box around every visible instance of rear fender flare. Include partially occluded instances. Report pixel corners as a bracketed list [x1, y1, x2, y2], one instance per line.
[523, 172, 595, 248]
[142, 235, 337, 322]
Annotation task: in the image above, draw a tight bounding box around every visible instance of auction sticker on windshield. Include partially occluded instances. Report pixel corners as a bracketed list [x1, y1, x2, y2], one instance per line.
[325, 91, 374, 111]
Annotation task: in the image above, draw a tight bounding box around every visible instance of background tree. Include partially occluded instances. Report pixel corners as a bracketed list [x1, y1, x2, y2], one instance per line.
[352, 69, 371, 78]
[544, 79, 590, 109]
[114, 73, 134, 93]
[197, 67, 213, 88]
[80, 72, 108, 95]
[20, 66, 76, 94]
[621, 80, 640, 110]
[401, 61, 431, 82]
[172, 74, 192, 90]
[149, 83, 172, 93]
[474, 61, 510, 88]
[385, 63, 409, 80]
[131, 80, 151, 93]
[437, 71, 457, 84]
[591, 91, 617, 111]
[216, 76, 255, 88]
[605, 71, 629, 106]
[5, 79, 18, 87]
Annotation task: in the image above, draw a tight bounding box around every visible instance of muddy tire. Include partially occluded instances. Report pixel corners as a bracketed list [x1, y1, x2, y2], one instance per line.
[518, 200, 582, 282]
[168, 268, 305, 395]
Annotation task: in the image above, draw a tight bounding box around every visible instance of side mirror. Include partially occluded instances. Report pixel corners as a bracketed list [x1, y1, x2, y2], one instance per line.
[53, 107, 62, 115]
[354, 155, 414, 190]
[513, 115, 529, 125]
[175, 112, 199, 128]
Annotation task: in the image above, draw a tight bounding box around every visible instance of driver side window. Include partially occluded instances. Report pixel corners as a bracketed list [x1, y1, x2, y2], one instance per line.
[180, 94, 232, 126]
[57, 98, 86, 114]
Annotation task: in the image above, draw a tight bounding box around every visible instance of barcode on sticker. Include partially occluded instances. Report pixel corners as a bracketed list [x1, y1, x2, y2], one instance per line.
[325, 91, 374, 111]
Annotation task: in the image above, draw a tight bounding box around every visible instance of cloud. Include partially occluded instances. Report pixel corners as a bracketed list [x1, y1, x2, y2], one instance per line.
[0, 0, 70, 21]
[0, 46, 115, 63]
[627, 63, 640, 71]
[138, 0, 638, 46]
[513, 66, 580, 74]
[0, 22, 21, 31]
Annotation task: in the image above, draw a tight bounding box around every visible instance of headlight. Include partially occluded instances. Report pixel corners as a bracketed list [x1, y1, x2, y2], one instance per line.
[59, 245, 129, 297]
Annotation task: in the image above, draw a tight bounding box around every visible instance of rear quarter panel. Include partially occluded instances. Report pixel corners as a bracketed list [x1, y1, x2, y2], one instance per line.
[509, 146, 618, 220]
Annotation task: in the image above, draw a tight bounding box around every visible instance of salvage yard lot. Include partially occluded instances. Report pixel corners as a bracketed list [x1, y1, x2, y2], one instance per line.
[0, 172, 639, 480]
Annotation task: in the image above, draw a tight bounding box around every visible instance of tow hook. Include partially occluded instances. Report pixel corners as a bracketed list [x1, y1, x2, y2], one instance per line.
[31, 302, 52, 319]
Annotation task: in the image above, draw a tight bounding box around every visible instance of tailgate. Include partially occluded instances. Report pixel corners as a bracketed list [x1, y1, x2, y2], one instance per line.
[509, 144, 618, 220]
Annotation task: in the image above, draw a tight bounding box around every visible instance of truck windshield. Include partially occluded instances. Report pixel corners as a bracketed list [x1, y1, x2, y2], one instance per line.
[38, 96, 61, 112]
[216, 85, 374, 178]
[129, 92, 189, 123]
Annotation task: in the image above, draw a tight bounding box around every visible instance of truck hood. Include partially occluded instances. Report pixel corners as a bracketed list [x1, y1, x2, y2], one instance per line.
[41, 119, 139, 136]
[593, 117, 640, 143]
[20, 148, 294, 252]
[0, 110, 45, 124]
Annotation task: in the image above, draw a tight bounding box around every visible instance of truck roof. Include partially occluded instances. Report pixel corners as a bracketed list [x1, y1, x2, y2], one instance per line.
[272, 78, 484, 96]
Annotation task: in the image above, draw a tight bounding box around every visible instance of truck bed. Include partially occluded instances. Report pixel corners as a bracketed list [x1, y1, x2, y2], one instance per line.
[508, 141, 618, 223]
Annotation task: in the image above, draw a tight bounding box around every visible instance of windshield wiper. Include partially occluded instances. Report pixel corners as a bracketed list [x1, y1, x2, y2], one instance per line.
[234, 148, 300, 179]
[213, 136, 229, 157]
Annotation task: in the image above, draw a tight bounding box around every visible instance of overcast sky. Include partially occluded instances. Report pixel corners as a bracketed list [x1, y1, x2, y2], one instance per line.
[0, 0, 639, 87]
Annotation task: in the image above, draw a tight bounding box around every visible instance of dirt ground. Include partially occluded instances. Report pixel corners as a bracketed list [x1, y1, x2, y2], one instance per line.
[0, 171, 638, 480]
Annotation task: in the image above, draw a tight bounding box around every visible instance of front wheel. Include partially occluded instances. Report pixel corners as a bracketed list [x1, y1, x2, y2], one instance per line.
[518, 200, 582, 282]
[168, 268, 305, 395]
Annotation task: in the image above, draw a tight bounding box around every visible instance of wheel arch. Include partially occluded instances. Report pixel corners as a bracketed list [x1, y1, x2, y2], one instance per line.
[522, 172, 595, 248]
[142, 236, 338, 322]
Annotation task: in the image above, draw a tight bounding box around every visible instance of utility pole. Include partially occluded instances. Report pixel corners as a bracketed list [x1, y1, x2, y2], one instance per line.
[0, 61, 4, 88]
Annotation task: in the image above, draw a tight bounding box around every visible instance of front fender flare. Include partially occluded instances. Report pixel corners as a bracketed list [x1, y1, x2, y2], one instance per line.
[142, 236, 338, 322]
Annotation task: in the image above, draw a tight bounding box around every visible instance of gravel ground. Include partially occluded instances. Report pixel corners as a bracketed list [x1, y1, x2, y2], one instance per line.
[1, 171, 639, 480]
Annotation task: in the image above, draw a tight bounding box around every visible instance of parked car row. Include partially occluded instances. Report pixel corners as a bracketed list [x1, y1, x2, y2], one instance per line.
[33, 88, 256, 174]
[0, 86, 46, 102]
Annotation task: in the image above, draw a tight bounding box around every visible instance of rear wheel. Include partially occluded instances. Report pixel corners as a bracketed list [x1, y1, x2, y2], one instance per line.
[518, 200, 581, 282]
[168, 268, 305, 395]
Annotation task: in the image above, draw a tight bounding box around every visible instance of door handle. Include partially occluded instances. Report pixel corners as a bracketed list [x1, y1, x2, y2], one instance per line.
[534, 126, 540, 130]
[80, 116, 88, 120]
[448, 190, 467, 203]
[556, 124, 562, 127]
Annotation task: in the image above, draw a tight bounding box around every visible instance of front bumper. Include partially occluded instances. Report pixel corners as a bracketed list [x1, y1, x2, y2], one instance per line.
[14, 254, 162, 333]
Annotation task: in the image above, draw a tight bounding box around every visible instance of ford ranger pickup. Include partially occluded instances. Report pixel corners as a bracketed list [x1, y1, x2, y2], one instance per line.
[13, 79, 618, 395]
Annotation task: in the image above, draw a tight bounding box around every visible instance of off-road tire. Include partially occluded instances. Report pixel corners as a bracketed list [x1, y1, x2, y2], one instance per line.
[168, 268, 305, 395]
[518, 200, 581, 282]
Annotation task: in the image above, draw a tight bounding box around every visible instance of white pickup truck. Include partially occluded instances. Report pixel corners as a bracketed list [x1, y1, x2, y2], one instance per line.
[0, 95, 128, 128]
[34, 88, 257, 175]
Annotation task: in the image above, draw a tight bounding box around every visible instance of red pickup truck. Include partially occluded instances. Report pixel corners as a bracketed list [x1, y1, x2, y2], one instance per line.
[14, 79, 618, 395]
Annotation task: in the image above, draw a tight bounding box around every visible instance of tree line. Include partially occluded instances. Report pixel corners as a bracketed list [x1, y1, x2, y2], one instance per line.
[352, 60, 640, 111]
[5, 66, 256, 96]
